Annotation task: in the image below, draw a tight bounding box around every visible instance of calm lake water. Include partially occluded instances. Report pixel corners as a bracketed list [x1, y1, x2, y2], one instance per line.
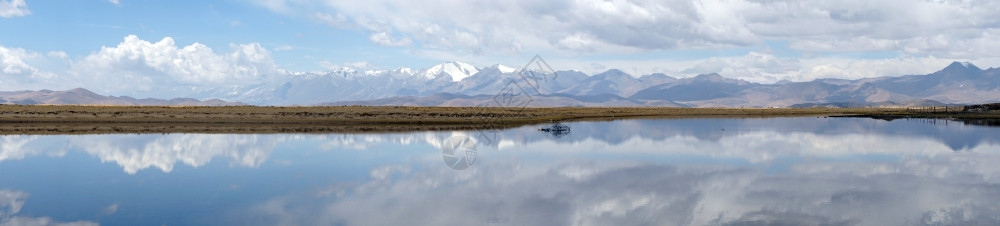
[1, 117, 999, 225]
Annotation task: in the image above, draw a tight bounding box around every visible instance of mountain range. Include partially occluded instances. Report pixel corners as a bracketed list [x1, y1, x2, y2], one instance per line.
[199, 61, 999, 107]
[0, 88, 241, 106]
[2, 61, 997, 107]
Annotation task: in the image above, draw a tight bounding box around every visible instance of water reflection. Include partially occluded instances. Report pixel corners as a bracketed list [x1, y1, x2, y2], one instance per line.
[441, 135, 477, 170]
[537, 122, 572, 139]
[0, 134, 279, 174]
[1, 190, 98, 226]
[0, 117, 999, 225]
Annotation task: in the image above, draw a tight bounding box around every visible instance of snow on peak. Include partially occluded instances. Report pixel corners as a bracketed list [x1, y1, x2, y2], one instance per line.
[943, 61, 982, 72]
[424, 61, 479, 82]
[482, 64, 517, 73]
[495, 64, 517, 73]
[363, 70, 383, 76]
[394, 67, 415, 75]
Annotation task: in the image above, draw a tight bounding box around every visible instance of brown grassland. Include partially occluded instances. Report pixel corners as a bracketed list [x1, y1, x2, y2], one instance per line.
[0, 105, 991, 134]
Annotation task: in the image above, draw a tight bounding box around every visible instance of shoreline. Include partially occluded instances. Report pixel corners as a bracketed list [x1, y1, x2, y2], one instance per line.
[0, 105, 994, 134]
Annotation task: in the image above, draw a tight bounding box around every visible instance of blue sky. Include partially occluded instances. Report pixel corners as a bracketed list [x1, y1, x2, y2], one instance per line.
[1, 0, 999, 97]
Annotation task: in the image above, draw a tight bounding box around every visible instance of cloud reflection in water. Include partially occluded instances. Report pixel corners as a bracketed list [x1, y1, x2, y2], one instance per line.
[0, 190, 98, 226]
[0, 118, 997, 225]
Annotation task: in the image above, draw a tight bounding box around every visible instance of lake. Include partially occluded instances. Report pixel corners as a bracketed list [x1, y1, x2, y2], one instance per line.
[1, 117, 999, 225]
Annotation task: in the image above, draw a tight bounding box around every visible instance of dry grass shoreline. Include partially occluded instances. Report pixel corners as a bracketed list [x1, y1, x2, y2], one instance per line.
[0, 105, 984, 134]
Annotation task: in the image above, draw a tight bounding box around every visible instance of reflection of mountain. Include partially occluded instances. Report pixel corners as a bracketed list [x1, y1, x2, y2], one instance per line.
[1, 118, 1000, 225]
[491, 117, 1000, 152]
[0, 118, 996, 174]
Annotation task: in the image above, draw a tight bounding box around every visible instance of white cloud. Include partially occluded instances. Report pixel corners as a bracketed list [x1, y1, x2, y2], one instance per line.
[0, 36, 291, 97]
[69, 35, 282, 97]
[0, 0, 29, 18]
[0, 46, 37, 75]
[108, 0, 120, 5]
[0, 46, 60, 88]
[368, 31, 411, 47]
[246, 0, 1000, 80]
[256, 0, 763, 55]
[252, 0, 1000, 58]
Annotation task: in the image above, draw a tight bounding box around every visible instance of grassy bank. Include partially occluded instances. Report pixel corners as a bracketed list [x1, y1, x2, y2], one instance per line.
[0, 105, 980, 134]
[0, 105, 907, 123]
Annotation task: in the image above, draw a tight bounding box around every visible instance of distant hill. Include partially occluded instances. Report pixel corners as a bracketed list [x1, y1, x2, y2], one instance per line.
[788, 99, 953, 108]
[0, 88, 243, 106]
[322, 93, 688, 107]
[189, 61, 999, 107]
[6, 62, 997, 108]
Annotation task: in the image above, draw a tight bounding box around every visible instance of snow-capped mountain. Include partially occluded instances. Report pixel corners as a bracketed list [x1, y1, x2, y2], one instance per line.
[3, 61, 997, 107]
[189, 61, 533, 105]
[176, 61, 1000, 107]
[423, 61, 480, 82]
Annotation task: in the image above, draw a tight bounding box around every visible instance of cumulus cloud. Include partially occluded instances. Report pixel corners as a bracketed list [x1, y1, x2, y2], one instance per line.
[0, 35, 289, 98]
[243, 0, 1000, 82]
[252, 0, 1000, 57]
[253, 0, 764, 55]
[0, 0, 29, 18]
[69, 35, 282, 97]
[0, 46, 38, 76]
[0, 46, 66, 91]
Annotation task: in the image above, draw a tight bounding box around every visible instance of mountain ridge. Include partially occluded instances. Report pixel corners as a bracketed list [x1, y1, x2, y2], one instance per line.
[0, 88, 244, 106]
[297, 61, 1000, 107]
[2, 61, 997, 107]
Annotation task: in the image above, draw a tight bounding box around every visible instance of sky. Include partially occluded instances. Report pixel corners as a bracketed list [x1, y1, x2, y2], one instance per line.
[2, 0, 1000, 97]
